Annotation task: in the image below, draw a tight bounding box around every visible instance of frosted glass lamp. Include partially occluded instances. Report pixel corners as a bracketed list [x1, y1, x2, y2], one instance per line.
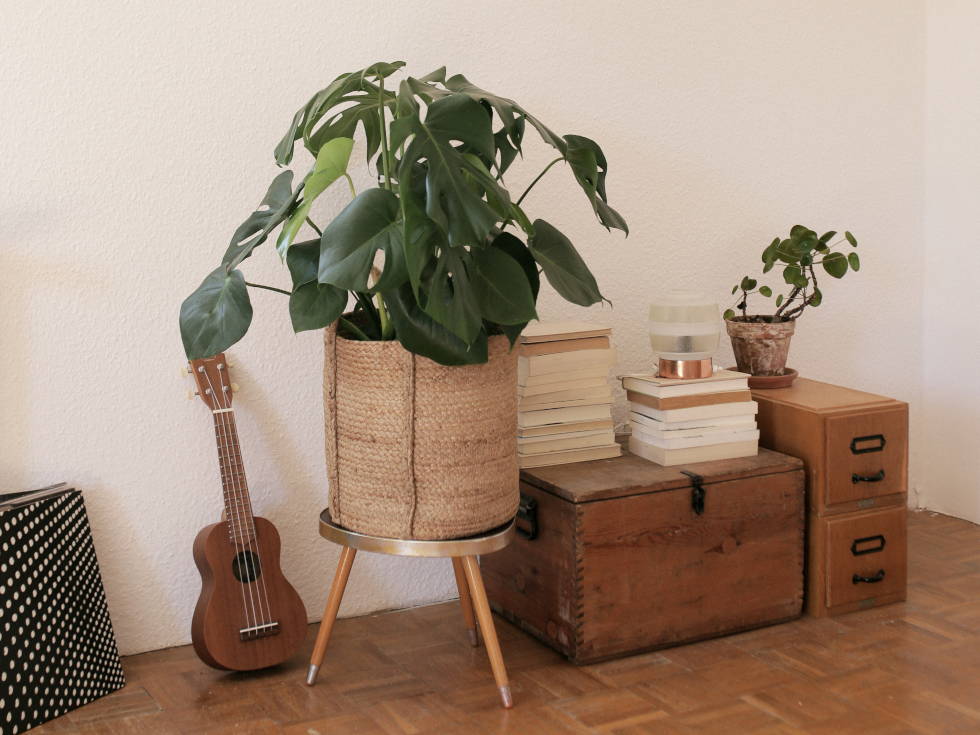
[649, 291, 721, 379]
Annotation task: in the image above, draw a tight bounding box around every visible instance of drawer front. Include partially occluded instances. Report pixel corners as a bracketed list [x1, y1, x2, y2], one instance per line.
[824, 407, 907, 508]
[824, 506, 906, 608]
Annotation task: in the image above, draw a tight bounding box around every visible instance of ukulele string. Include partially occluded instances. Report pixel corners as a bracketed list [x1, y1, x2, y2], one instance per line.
[211, 367, 269, 629]
[217, 365, 274, 627]
[202, 366, 261, 632]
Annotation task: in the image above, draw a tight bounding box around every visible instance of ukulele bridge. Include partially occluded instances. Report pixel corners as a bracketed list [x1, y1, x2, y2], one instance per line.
[239, 621, 280, 641]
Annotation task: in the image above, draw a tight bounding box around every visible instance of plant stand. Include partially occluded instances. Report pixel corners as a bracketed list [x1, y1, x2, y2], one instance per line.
[305, 510, 517, 708]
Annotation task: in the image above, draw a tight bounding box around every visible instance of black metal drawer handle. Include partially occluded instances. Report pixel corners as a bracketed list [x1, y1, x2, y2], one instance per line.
[851, 434, 886, 454]
[516, 493, 538, 540]
[851, 534, 886, 556]
[852, 469, 885, 484]
[853, 569, 886, 584]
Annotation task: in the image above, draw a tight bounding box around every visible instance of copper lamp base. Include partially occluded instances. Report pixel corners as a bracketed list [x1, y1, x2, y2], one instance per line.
[658, 358, 713, 380]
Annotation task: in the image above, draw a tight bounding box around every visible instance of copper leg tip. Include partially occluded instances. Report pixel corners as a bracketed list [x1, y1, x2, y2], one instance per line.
[305, 664, 319, 686]
[499, 685, 513, 709]
[467, 628, 479, 647]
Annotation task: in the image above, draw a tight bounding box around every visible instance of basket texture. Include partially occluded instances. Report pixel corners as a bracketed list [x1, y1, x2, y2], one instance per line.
[323, 323, 519, 540]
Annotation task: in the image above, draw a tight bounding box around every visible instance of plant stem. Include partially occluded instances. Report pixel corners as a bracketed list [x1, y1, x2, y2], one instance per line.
[306, 218, 322, 236]
[353, 291, 381, 334]
[378, 79, 392, 191]
[517, 156, 564, 206]
[245, 281, 291, 296]
[375, 293, 393, 339]
[339, 316, 371, 341]
[343, 173, 357, 199]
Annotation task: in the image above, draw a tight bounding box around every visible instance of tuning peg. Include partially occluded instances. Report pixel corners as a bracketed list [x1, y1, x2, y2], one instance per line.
[187, 389, 199, 400]
[182, 365, 192, 377]
[231, 383, 240, 393]
[226, 360, 236, 368]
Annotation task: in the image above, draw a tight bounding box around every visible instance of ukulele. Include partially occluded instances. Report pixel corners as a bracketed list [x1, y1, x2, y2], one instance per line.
[187, 353, 307, 671]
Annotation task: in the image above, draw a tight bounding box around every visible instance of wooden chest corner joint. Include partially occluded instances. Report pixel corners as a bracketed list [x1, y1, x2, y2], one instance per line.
[483, 450, 806, 664]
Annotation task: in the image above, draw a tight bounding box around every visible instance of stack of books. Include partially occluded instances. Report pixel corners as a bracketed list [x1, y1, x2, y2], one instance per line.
[621, 370, 759, 466]
[517, 322, 620, 468]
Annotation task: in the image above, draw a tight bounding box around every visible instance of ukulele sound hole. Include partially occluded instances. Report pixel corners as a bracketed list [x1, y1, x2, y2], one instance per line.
[232, 551, 262, 584]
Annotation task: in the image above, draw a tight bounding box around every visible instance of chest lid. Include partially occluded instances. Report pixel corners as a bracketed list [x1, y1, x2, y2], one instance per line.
[520, 445, 802, 503]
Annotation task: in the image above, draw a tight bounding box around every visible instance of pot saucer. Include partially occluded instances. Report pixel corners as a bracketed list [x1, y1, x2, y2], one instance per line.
[726, 367, 798, 389]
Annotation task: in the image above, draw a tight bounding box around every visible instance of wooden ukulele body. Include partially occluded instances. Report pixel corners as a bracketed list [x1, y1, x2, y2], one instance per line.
[191, 517, 307, 671]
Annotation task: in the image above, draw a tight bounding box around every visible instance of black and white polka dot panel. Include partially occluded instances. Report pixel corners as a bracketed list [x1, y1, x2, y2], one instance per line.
[0, 488, 125, 734]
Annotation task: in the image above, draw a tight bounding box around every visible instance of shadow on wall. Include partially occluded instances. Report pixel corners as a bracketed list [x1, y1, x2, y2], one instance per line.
[0, 249, 30, 486]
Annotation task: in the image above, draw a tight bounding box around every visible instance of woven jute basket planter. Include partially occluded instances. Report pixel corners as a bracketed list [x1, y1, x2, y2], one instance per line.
[323, 322, 520, 540]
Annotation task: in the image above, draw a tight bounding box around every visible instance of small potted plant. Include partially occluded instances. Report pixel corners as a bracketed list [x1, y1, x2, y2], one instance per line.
[179, 61, 627, 539]
[723, 225, 859, 381]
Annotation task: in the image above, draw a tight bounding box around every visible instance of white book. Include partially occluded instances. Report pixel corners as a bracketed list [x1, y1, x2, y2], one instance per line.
[520, 397, 613, 411]
[518, 348, 615, 380]
[621, 370, 749, 398]
[521, 321, 611, 343]
[521, 365, 614, 387]
[629, 401, 758, 423]
[630, 424, 760, 449]
[519, 376, 609, 397]
[518, 429, 616, 454]
[520, 384, 612, 406]
[518, 404, 613, 428]
[628, 435, 758, 467]
[627, 418, 758, 440]
[518, 419, 615, 438]
[630, 411, 758, 432]
[519, 443, 621, 468]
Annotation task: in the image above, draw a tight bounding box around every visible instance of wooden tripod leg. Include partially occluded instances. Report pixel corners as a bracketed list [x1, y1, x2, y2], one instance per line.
[451, 557, 479, 647]
[461, 556, 512, 709]
[306, 546, 356, 686]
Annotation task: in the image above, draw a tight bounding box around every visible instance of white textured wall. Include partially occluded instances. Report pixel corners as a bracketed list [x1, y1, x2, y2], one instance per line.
[922, 2, 980, 523]
[0, 1, 925, 655]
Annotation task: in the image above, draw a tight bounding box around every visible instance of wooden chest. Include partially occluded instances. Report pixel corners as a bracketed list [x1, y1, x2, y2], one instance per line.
[482, 448, 805, 664]
[752, 379, 909, 617]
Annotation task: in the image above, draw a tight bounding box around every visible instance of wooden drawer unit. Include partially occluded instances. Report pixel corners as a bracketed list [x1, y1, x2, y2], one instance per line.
[753, 379, 908, 515]
[752, 378, 909, 617]
[810, 506, 907, 615]
[482, 448, 805, 663]
[825, 409, 907, 508]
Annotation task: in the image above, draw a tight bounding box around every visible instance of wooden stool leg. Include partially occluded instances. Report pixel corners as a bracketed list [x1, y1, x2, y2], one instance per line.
[306, 546, 356, 686]
[451, 557, 479, 647]
[461, 555, 512, 709]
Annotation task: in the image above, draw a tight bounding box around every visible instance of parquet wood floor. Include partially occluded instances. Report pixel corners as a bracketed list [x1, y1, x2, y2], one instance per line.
[32, 510, 980, 734]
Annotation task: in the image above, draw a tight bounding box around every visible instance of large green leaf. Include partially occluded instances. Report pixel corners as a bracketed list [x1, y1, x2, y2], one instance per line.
[180, 266, 253, 359]
[318, 188, 407, 292]
[444, 74, 566, 155]
[491, 232, 540, 344]
[289, 282, 347, 332]
[222, 171, 303, 269]
[396, 94, 506, 247]
[420, 249, 483, 343]
[471, 246, 537, 325]
[307, 83, 396, 163]
[385, 284, 489, 365]
[274, 62, 404, 165]
[528, 219, 603, 306]
[285, 239, 322, 288]
[424, 93, 494, 160]
[277, 137, 354, 257]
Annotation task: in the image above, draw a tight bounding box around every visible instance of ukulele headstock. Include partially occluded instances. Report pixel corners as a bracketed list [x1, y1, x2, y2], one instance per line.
[187, 353, 236, 411]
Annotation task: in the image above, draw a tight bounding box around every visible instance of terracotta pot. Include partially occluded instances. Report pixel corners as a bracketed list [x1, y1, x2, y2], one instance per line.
[725, 317, 795, 376]
[322, 322, 519, 540]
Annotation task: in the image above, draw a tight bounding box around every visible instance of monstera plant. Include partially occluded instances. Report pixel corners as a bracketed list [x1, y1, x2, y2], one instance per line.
[179, 61, 628, 365]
